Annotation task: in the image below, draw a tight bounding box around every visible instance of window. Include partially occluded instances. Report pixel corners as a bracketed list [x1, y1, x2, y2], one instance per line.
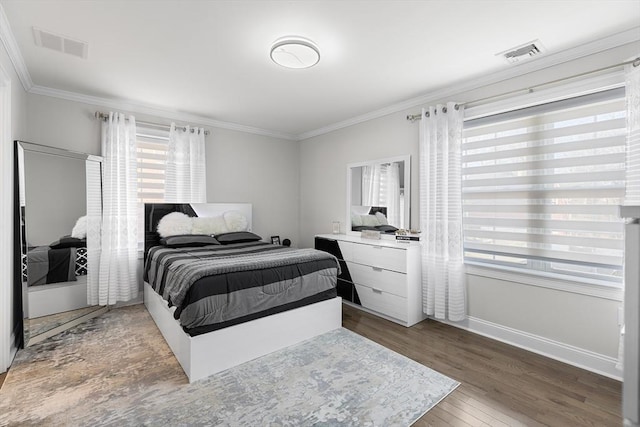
[136, 127, 169, 242]
[462, 88, 626, 285]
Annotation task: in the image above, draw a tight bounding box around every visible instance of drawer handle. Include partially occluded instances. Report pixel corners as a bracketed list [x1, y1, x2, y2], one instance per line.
[372, 267, 383, 272]
[372, 288, 383, 294]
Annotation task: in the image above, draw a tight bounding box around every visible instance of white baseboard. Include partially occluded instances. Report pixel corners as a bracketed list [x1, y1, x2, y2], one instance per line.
[436, 315, 622, 381]
[8, 323, 19, 370]
[28, 278, 90, 318]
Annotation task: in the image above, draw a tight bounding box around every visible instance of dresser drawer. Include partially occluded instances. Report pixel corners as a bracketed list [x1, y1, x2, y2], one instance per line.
[336, 279, 354, 303]
[351, 244, 406, 273]
[354, 284, 408, 322]
[348, 262, 407, 298]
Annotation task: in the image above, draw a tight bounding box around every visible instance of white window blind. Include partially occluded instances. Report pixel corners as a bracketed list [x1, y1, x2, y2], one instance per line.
[136, 127, 169, 242]
[462, 88, 626, 284]
[136, 128, 169, 203]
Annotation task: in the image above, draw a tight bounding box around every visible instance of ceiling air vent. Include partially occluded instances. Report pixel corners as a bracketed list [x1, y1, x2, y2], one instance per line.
[33, 27, 88, 59]
[498, 40, 544, 64]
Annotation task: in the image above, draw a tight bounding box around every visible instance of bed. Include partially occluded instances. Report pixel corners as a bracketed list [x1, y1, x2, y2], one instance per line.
[350, 206, 399, 234]
[143, 203, 342, 382]
[23, 237, 88, 286]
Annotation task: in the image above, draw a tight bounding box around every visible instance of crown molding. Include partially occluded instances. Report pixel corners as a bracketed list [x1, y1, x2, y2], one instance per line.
[297, 26, 640, 141]
[29, 85, 298, 141]
[0, 3, 33, 91]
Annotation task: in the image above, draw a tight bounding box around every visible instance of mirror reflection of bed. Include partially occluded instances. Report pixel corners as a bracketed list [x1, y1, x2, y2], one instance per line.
[16, 141, 106, 347]
[347, 155, 411, 235]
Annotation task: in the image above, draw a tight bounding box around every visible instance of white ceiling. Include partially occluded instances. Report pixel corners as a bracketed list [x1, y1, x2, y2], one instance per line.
[2, 0, 640, 138]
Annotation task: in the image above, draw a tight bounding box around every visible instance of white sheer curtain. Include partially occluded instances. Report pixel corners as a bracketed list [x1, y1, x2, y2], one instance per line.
[362, 164, 382, 206]
[165, 124, 207, 203]
[419, 102, 466, 321]
[97, 112, 138, 305]
[362, 163, 402, 226]
[618, 61, 640, 370]
[386, 162, 401, 227]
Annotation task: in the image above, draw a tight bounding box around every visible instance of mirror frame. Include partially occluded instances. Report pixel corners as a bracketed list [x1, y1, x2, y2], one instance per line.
[16, 140, 105, 347]
[346, 154, 411, 238]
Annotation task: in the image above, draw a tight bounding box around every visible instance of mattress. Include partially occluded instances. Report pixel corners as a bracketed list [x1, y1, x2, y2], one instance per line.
[145, 241, 339, 336]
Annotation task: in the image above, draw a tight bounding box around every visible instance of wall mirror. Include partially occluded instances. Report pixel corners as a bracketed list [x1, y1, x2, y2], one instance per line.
[16, 141, 106, 347]
[346, 155, 411, 237]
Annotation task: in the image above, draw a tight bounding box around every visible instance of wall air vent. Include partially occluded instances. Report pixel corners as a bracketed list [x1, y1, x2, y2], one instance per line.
[498, 40, 544, 64]
[33, 27, 88, 59]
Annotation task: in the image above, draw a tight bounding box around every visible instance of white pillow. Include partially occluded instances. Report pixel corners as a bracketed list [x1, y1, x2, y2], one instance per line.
[223, 210, 249, 232]
[71, 216, 87, 239]
[351, 212, 363, 226]
[157, 212, 193, 238]
[361, 214, 380, 227]
[192, 216, 229, 235]
[375, 212, 388, 225]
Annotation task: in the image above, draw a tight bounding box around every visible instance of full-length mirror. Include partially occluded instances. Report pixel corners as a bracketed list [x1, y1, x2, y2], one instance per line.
[346, 155, 411, 236]
[16, 141, 106, 347]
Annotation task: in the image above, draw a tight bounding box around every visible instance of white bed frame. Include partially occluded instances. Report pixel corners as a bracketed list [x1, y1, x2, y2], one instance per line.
[143, 203, 342, 383]
[144, 284, 341, 383]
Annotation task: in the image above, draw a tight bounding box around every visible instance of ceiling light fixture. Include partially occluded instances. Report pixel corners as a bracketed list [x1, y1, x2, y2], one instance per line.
[270, 36, 320, 69]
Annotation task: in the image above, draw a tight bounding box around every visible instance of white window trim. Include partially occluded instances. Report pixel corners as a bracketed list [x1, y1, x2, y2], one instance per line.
[465, 262, 623, 301]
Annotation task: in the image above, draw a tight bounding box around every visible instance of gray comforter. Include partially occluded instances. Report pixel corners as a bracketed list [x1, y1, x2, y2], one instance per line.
[145, 242, 340, 334]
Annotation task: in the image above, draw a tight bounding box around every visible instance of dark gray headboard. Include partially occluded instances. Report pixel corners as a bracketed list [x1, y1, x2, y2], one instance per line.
[144, 203, 197, 260]
[368, 206, 388, 217]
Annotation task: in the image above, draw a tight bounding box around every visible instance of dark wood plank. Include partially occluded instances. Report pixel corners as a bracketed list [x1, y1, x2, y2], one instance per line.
[341, 304, 622, 427]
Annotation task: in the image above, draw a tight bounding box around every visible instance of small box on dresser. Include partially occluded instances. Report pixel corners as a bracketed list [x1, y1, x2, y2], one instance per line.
[315, 234, 426, 327]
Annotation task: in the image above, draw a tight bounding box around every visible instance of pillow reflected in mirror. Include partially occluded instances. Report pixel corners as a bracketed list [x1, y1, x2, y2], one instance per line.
[71, 216, 87, 239]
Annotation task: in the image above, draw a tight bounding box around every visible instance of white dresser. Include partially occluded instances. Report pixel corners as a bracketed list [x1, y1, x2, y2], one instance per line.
[315, 234, 425, 327]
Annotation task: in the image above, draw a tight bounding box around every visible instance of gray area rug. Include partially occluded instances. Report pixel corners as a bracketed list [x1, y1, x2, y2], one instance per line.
[0, 305, 459, 426]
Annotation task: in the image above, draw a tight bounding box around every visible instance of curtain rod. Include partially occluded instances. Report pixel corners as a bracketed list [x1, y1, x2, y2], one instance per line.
[406, 56, 640, 122]
[94, 112, 210, 136]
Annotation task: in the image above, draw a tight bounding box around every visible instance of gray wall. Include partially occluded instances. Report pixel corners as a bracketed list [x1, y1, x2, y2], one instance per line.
[24, 94, 301, 246]
[205, 127, 300, 246]
[299, 42, 640, 369]
[300, 112, 420, 238]
[23, 150, 87, 246]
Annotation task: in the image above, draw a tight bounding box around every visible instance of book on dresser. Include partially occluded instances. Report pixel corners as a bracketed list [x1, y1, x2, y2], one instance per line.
[315, 234, 426, 327]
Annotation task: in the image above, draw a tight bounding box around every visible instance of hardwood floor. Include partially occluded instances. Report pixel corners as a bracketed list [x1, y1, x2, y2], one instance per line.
[341, 304, 622, 427]
[0, 371, 6, 389]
